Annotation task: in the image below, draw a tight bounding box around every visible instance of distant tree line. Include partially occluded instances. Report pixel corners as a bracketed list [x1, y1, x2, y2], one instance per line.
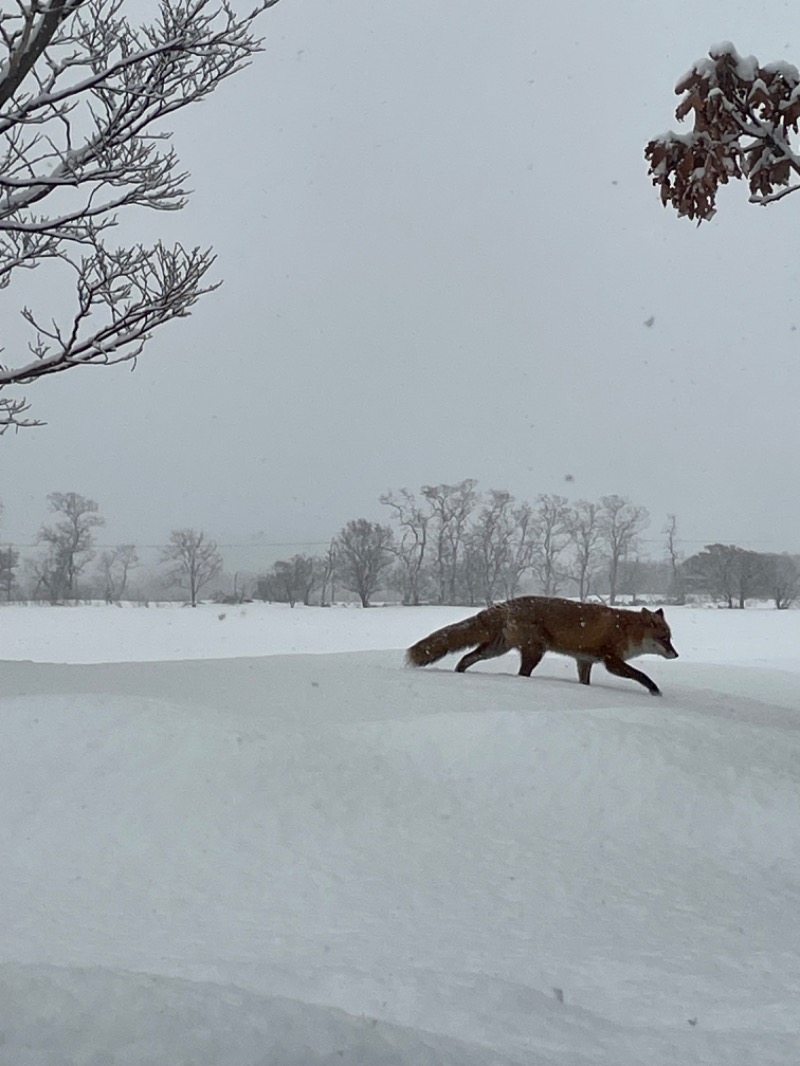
[255, 481, 799, 609]
[0, 492, 222, 606]
[254, 484, 650, 608]
[682, 544, 799, 610]
[1, 483, 797, 608]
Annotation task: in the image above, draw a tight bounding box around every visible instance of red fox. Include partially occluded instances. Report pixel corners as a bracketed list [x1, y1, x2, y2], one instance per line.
[406, 596, 679, 696]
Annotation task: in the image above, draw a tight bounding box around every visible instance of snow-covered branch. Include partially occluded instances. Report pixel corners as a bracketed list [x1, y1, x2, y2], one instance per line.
[645, 42, 800, 221]
[0, 0, 280, 429]
[1, 242, 218, 382]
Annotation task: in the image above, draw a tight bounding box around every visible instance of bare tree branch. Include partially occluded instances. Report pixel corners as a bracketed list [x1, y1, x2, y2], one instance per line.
[0, 0, 280, 429]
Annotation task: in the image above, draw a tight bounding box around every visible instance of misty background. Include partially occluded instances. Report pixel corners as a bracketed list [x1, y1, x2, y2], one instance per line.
[2, 0, 799, 576]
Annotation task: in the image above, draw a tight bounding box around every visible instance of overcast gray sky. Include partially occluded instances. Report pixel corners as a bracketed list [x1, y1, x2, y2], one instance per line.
[3, 0, 800, 567]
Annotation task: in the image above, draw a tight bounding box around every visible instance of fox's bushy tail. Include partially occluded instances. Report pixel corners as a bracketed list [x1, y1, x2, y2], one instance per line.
[406, 606, 501, 667]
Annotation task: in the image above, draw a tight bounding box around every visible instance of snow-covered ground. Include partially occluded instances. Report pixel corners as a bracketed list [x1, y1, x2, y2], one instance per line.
[2, 602, 799, 1065]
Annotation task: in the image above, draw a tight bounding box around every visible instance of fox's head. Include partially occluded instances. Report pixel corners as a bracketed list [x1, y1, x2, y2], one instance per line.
[640, 607, 679, 659]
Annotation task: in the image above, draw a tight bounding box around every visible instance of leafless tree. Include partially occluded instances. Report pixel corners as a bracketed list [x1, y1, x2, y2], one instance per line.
[254, 567, 284, 604]
[421, 479, 478, 604]
[565, 499, 602, 601]
[36, 490, 104, 600]
[256, 554, 315, 608]
[500, 500, 536, 600]
[380, 488, 430, 605]
[317, 540, 337, 607]
[618, 556, 672, 603]
[530, 493, 571, 597]
[97, 543, 138, 602]
[458, 538, 483, 607]
[731, 549, 768, 609]
[598, 495, 649, 605]
[282, 554, 315, 606]
[467, 489, 517, 605]
[663, 513, 685, 604]
[297, 554, 319, 606]
[0, 0, 278, 430]
[683, 543, 757, 608]
[161, 527, 222, 606]
[335, 518, 394, 608]
[645, 43, 800, 221]
[760, 553, 799, 610]
[0, 544, 19, 599]
[617, 555, 645, 605]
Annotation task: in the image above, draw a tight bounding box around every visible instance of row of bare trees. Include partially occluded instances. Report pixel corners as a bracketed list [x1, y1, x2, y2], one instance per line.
[253, 520, 392, 609]
[256, 483, 654, 608]
[379, 483, 652, 606]
[0, 492, 222, 605]
[257, 484, 800, 610]
[5, 486, 797, 609]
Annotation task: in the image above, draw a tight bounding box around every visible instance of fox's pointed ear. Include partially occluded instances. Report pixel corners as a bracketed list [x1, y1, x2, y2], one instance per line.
[640, 607, 652, 618]
[655, 608, 665, 619]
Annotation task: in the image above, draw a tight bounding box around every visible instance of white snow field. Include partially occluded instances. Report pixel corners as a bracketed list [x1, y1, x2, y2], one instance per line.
[2, 602, 799, 1065]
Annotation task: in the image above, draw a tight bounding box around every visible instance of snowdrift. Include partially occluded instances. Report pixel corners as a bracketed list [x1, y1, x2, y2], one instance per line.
[1, 604, 799, 1064]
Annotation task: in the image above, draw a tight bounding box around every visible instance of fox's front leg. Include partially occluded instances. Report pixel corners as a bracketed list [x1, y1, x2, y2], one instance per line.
[576, 660, 593, 686]
[603, 656, 661, 696]
[518, 644, 544, 677]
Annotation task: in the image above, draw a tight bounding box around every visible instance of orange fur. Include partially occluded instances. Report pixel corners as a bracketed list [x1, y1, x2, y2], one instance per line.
[407, 596, 678, 696]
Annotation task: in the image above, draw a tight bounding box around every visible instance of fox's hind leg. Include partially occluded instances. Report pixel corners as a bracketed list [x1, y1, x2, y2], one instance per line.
[455, 636, 509, 672]
[577, 660, 593, 686]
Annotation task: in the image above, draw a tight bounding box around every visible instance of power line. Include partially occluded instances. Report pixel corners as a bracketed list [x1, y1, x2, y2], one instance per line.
[0, 539, 332, 551]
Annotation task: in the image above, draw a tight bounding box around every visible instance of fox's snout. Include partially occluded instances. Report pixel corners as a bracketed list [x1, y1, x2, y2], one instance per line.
[659, 637, 679, 659]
